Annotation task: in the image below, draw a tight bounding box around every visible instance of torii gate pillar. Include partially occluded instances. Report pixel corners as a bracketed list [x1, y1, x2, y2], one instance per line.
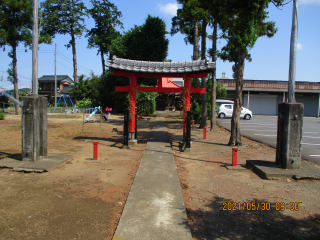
[129, 76, 137, 144]
[183, 78, 192, 142]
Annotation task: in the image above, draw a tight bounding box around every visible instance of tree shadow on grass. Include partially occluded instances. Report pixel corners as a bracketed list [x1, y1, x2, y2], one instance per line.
[187, 196, 320, 240]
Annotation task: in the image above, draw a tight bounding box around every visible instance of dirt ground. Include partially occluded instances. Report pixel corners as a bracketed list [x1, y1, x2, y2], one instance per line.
[0, 113, 154, 240]
[165, 112, 320, 240]
[0, 111, 319, 240]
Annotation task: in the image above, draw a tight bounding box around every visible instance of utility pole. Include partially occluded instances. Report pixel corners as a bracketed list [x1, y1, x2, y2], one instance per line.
[55, 43, 57, 107]
[31, 0, 39, 95]
[288, 0, 298, 102]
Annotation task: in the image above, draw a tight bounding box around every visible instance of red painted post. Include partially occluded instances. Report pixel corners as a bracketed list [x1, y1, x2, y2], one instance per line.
[192, 120, 195, 128]
[232, 148, 238, 166]
[183, 78, 191, 136]
[140, 114, 142, 120]
[204, 127, 206, 139]
[129, 77, 137, 134]
[123, 124, 124, 135]
[93, 141, 99, 160]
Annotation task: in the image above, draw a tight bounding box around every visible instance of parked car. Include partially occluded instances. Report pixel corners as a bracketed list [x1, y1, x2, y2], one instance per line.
[217, 103, 253, 120]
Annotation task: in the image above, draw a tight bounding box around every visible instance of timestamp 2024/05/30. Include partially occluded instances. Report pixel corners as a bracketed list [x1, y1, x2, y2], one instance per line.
[222, 202, 300, 211]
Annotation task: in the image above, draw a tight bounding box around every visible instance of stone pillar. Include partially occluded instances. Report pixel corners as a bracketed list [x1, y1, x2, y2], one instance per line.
[21, 96, 40, 161]
[39, 97, 47, 156]
[128, 76, 137, 144]
[276, 103, 304, 169]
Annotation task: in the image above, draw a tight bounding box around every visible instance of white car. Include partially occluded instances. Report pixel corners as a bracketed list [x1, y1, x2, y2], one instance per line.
[217, 103, 252, 120]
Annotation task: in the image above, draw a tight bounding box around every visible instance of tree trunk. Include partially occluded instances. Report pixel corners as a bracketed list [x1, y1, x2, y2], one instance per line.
[199, 19, 207, 128]
[13, 43, 20, 115]
[71, 33, 78, 83]
[228, 49, 245, 146]
[193, 20, 199, 60]
[210, 21, 217, 132]
[101, 48, 105, 75]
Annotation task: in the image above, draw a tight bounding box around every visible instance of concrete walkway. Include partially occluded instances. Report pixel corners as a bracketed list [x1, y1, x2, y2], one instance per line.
[113, 112, 192, 240]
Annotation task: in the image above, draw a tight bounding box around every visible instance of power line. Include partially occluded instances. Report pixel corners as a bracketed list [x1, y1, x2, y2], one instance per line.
[57, 51, 92, 72]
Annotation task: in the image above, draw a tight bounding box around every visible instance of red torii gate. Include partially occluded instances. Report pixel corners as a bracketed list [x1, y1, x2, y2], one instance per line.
[106, 56, 215, 144]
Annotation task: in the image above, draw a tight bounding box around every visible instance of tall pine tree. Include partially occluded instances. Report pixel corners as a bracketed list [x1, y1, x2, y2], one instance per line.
[42, 0, 87, 83]
[0, 0, 51, 114]
[87, 0, 123, 75]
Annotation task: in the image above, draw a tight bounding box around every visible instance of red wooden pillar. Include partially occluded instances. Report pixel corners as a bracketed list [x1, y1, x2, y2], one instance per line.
[129, 76, 137, 141]
[183, 78, 192, 139]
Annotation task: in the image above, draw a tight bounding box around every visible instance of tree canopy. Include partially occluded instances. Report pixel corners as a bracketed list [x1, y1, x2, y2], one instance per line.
[0, 0, 52, 114]
[87, 0, 123, 75]
[42, 0, 88, 83]
[110, 15, 168, 62]
[110, 14, 169, 86]
[217, 0, 285, 146]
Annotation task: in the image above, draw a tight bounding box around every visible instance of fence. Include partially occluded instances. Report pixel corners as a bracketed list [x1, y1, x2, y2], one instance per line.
[1, 102, 21, 114]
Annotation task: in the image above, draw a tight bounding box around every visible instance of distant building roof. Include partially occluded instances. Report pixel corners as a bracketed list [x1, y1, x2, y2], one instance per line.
[106, 56, 215, 74]
[38, 75, 74, 83]
[221, 72, 228, 79]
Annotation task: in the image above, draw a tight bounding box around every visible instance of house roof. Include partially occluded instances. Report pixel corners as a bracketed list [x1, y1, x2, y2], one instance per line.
[59, 86, 74, 95]
[38, 75, 74, 83]
[106, 56, 215, 74]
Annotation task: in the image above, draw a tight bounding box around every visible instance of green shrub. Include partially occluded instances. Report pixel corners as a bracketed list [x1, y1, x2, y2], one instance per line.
[77, 98, 92, 109]
[191, 102, 201, 124]
[0, 112, 5, 120]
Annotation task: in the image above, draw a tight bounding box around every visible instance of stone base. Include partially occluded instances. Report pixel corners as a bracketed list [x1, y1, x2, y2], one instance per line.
[179, 141, 192, 152]
[129, 139, 138, 145]
[225, 164, 248, 170]
[0, 154, 72, 173]
[246, 160, 320, 180]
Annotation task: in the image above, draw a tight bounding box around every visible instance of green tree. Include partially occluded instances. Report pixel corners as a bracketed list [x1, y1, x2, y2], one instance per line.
[171, 0, 206, 60]
[0, 0, 52, 114]
[87, 0, 123, 75]
[218, 0, 285, 146]
[42, 0, 88, 83]
[136, 87, 157, 115]
[110, 14, 169, 86]
[171, 0, 209, 128]
[191, 76, 226, 123]
[71, 74, 100, 106]
[76, 98, 92, 108]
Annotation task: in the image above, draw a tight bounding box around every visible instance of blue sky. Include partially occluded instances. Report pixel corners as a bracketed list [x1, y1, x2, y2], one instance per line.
[1, 0, 320, 90]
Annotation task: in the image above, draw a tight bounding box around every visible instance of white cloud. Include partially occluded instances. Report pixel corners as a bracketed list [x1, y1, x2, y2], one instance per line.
[300, 0, 320, 5]
[297, 43, 304, 50]
[158, 3, 178, 16]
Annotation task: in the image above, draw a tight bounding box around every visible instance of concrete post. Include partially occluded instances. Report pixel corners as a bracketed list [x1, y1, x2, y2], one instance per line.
[21, 96, 40, 161]
[39, 97, 47, 156]
[276, 102, 303, 169]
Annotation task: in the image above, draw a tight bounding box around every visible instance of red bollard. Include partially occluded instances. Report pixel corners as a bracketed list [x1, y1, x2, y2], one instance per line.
[140, 114, 142, 120]
[192, 120, 195, 128]
[123, 124, 124, 135]
[93, 141, 99, 160]
[232, 148, 238, 166]
[204, 127, 206, 139]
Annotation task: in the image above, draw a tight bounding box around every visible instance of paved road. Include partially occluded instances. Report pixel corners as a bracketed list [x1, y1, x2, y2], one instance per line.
[216, 115, 320, 165]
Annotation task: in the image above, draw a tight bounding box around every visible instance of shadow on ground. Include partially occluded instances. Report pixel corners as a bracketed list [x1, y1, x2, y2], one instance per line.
[187, 196, 320, 240]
